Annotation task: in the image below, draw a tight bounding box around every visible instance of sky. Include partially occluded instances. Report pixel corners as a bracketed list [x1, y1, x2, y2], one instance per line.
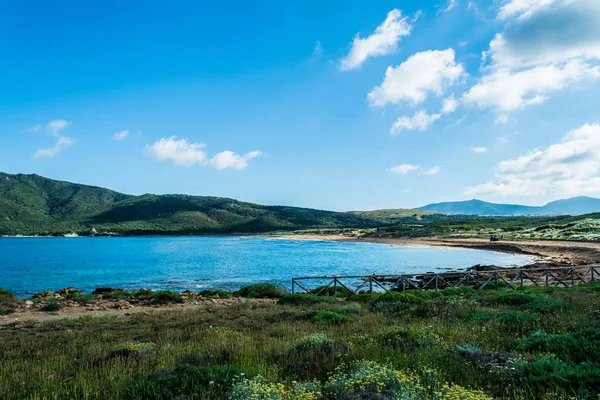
[1, 0, 600, 211]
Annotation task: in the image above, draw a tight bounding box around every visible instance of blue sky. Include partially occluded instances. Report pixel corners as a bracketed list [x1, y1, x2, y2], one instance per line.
[1, 0, 600, 211]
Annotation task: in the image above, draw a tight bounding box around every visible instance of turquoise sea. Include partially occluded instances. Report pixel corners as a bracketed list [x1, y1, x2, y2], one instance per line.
[0, 236, 535, 297]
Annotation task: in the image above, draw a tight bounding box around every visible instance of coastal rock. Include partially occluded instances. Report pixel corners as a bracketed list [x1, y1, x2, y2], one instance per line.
[92, 287, 123, 295]
[113, 300, 133, 310]
[56, 287, 81, 296]
[32, 291, 53, 299]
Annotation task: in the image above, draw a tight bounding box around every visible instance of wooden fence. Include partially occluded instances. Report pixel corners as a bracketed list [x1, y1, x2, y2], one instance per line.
[291, 265, 600, 296]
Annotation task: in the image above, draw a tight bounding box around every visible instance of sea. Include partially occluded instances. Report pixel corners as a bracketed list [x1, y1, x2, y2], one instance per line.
[0, 236, 535, 297]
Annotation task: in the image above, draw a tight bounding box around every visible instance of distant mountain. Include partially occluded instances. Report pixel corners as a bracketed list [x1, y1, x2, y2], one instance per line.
[0, 173, 388, 236]
[416, 197, 600, 216]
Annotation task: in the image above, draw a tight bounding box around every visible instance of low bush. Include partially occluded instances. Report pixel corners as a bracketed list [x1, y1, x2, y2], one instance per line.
[73, 294, 96, 306]
[521, 329, 600, 364]
[519, 357, 600, 396]
[40, 299, 61, 312]
[0, 287, 18, 308]
[153, 290, 183, 304]
[277, 294, 338, 306]
[281, 309, 351, 324]
[122, 364, 245, 400]
[132, 288, 154, 299]
[110, 341, 156, 358]
[235, 283, 287, 299]
[284, 333, 349, 380]
[198, 289, 230, 299]
[230, 377, 320, 400]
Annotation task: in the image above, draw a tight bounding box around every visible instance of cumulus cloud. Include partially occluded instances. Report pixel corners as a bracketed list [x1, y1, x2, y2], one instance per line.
[471, 146, 488, 153]
[146, 136, 261, 170]
[465, 123, 600, 197]
[495, 115, 509, 125]
[390, 110, 441, 135]
[462, 60, 600, 111]
[387, 164, 421, 175]
[34, 136, 74, 158]
[421, 166, 440, 175]
[368, 49, 465, 106]
[206, 150, 262, 170]
[340, 9, 413, 70]
[113, 130, 130, 141]
[463, 0, 600, 112]
[441, 95, 458, 114]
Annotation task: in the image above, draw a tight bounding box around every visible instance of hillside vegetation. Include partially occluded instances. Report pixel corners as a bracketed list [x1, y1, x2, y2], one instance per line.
[0, 173, 387, 236]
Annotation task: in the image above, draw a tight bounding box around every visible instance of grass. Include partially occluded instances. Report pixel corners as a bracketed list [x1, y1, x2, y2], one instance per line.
[1, 283, 600, 399]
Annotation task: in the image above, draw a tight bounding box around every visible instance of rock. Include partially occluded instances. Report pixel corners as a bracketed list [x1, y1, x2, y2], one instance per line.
[113, 300, 133, 310]
[25, 300, 34, 306]
[92, 287, 123, 295]
[32, 291, 53, 299]
[56, 287, 81, 296]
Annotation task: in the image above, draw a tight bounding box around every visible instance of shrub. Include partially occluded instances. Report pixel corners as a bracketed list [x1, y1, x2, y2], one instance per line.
[100, 289, 132, 300]
[0, 288, 17, 308]
[235, 283, 287, 299]
[523, 297, 567, 314]
[377, 329, 422, 349]
[230, 377, 321, 400]
[132, 288, 154, 299]
[122, 364, 245, 400]
[73, 294, 96, 306]
[277, 294, 338, 306]
[280, 310, 351, 324]
[0, 306, 10, 315]
[153, 290, 183, 304]
[493, 291, 539, 306]
[324, 360, 422, 399]
[311, 310, 350, 324]
[198, 289, 230, 299]
[285, 333, 349, 380]
[519, 357, 600, 396]
[521, 329, 600, 363]
[40, 299, 61, 312]
[110, 341, 156, 358]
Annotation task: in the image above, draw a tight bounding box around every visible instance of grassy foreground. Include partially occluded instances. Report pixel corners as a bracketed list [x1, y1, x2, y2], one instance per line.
[1, 283, 600, 399]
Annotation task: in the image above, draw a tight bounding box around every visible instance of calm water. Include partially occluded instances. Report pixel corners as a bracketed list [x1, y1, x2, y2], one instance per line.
[0, 236, 535, 297]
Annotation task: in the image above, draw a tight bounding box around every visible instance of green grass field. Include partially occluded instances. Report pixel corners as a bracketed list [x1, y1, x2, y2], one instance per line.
[1, 282, 600, 399]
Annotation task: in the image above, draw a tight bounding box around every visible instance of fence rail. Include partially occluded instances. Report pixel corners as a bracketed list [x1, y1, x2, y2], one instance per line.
[291, 265, 600, 296]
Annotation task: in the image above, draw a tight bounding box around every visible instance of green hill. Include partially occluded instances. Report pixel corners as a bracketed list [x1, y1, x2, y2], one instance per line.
[0, 173, 389, 236]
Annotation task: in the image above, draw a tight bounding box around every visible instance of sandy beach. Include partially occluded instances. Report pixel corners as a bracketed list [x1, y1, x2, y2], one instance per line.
[268, 234, 600, 266]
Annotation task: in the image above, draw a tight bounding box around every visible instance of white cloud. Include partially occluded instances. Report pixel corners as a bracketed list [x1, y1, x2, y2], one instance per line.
[466, 123, 600, 197]
[387, 164, 421, 175]
[495, 114, 509, 125]
[34, 136, 74, 158]
[368, 49, 465, 106]
[440, 0, 458, 13]
[464, 0, 600, 112]
[421, 166, 440, 175]
[441, 95, 458, 114]
[340, 9, 413, 70]
[113, 130, 130, 141]
[146, 137, 207, 166]
[206, 150, 262, 170]
[462, 59, 600, 111]
[390, 110, 441, 135]
[471, 146, 488, 153]
[498, 0, 563, 21]
[47, 120, 71, 135]
[146, 136, 261, 170]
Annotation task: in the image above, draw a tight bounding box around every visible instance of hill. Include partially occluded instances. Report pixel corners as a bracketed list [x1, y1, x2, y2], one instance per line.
[0, 173, 389, 236]
[416, 197, 600, 216]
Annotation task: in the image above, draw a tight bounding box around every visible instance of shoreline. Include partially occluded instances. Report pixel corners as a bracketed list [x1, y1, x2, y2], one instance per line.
[263, 234, 600, 267]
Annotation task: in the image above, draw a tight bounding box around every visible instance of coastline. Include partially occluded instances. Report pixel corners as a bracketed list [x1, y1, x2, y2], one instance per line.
[263, 234, 600, 266]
